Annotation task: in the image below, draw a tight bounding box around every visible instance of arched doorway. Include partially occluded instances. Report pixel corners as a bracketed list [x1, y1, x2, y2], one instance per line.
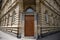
[24, 8, 34, 37]
[21, 8, 37, 38]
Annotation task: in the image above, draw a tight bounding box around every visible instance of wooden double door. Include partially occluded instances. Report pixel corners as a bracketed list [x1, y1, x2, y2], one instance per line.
[24, 15, 34, 36]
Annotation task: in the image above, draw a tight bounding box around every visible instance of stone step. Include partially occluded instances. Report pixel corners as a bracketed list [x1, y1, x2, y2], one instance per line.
[21, 38, 36, 40]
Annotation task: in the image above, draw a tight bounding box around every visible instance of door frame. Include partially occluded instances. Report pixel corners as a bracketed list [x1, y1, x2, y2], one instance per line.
[20, 12, 38, 38]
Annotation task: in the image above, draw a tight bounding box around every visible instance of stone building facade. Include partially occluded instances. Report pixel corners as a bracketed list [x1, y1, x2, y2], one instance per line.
[0, 0, 60, 39]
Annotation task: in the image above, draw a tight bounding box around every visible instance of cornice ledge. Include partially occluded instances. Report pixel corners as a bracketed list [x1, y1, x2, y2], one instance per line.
[1, 0, 8, 9]
[0, 1, 18, 19]
[41, 0, 60, 15]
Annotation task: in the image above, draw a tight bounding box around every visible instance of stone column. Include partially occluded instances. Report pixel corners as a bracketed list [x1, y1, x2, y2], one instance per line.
[36, 0, 41, 39]
[17, 0, 23, 38]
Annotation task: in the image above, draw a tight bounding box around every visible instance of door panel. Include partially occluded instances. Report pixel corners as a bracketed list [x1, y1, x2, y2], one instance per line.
[25, 15, 34, 36]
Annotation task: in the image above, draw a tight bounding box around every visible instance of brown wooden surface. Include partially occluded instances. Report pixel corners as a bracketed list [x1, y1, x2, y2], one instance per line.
[25, 15, 34, 36]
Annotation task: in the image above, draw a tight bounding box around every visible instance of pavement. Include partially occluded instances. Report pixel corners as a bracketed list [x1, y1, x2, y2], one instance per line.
[0, 31, 60, 40]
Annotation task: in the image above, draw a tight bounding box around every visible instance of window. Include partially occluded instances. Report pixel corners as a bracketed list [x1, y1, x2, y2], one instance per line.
[45, 10, 49, 23]
[12, 10, 16, 25]
[26, 8, 34, 12]
[5, 15, 9, 26]
[45, 11, 49, 23]
[7, 14, 9, 26]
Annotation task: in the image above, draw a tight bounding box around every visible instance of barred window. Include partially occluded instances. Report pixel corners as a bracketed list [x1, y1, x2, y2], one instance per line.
[45, 10, 49, 23]
[5, 15, 9, 26]
[45, 14, 49, 23]
[12, 10, 16, 25]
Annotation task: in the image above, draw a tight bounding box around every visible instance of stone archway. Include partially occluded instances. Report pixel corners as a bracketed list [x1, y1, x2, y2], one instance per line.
[24, 8, 35, 37]
[20, 7, 38, 38]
